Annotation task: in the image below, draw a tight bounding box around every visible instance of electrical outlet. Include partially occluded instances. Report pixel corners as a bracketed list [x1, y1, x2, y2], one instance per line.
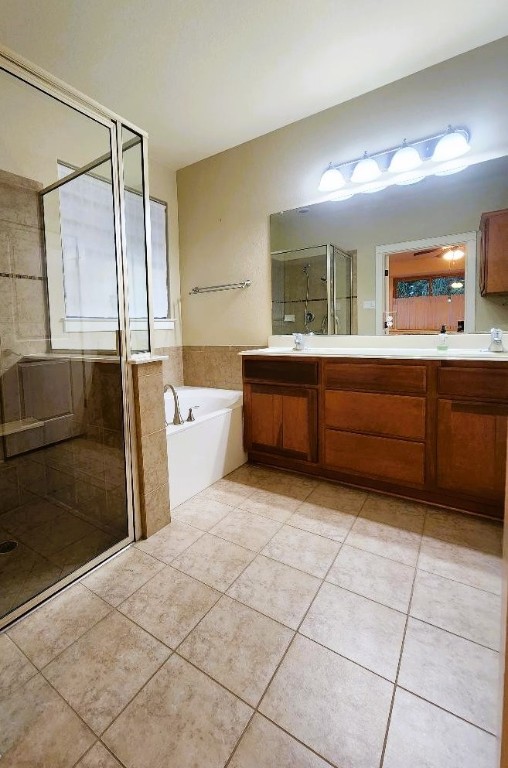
[284, 314, 296, 322]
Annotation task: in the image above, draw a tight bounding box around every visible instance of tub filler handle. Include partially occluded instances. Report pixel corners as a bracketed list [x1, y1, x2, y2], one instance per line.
[186, 406, 199, 422]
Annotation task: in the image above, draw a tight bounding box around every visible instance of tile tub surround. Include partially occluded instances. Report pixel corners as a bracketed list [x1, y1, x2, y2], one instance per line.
[0, 464, 503, 767]
[131, 360, 171, 538]
[154, 345, 184, 388]
[183, 345, 259, 390]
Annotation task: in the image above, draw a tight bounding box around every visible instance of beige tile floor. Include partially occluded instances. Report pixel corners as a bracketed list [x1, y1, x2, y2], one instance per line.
[0, 463, 503, 768]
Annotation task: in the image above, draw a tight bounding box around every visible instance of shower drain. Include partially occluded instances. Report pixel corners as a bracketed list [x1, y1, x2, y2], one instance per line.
[0, 540, 18, 554]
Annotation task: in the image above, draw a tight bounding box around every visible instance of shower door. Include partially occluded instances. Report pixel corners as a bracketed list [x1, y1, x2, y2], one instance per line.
[271, 244, 352, 335]
[0, 51, 150, 628]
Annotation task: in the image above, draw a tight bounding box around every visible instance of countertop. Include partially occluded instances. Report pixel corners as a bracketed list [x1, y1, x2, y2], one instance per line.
[239, 346, 508, 362]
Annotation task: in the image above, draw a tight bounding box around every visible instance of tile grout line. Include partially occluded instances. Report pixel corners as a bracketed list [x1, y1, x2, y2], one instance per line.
[395, 684, 500, 738]
[378, 507, 429, 768]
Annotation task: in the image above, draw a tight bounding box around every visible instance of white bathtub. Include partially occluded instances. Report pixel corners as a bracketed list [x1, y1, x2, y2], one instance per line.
[165, 386, 247, 508]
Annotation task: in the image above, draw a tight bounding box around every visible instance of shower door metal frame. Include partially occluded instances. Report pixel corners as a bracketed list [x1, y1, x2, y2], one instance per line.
[0, 45, 150, 629]
[329, 244, 353, 335]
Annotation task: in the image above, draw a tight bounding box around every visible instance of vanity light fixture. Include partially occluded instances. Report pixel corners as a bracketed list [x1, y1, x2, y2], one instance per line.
[351, 152, 381, 183]
[318, 124, 470, 198]
[318, 164, 346, 192]
[432, 126, 471, 163]
[389, 140, 422, 173]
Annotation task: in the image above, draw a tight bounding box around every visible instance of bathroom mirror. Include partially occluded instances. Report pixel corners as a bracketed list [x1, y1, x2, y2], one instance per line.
[270, 154, 508, 335]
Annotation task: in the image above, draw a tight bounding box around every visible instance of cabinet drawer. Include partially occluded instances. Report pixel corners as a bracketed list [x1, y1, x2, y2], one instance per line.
[243, 358, 318, 386]
[325, 390, 426, 440]
[438, 366, 508, 401]
[324, 361, 427, 394]
[324, 429, 425, 485]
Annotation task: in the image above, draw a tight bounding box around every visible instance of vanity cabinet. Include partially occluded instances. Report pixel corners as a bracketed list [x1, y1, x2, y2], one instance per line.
[243, 355, 508, 519]
[480, 208, 508, 296]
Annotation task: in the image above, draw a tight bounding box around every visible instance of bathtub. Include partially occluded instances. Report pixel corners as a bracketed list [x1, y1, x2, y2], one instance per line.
[165, 386, 247, 508]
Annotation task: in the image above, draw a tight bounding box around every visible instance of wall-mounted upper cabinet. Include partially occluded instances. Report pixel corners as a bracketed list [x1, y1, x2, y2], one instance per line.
[480, 208, 508, 296]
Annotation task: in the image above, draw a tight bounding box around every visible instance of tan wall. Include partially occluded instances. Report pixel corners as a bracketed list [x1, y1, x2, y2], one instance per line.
[177, 37, 508, 345]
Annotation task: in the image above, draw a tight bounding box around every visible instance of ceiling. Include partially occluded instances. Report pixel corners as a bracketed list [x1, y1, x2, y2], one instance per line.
[1, 0, 508, 170]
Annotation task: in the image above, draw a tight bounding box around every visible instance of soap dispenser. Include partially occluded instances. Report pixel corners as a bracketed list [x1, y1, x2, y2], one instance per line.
[437, 325, 449, 352]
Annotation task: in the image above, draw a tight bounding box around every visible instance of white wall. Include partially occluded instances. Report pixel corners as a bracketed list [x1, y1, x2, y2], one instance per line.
[177, 37, 508, 345]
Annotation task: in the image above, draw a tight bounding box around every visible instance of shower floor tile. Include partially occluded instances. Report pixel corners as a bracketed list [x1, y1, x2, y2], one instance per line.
[1, 464, 503, 768]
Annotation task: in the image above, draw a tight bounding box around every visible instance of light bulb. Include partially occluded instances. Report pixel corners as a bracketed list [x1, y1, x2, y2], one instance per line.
[432, 128, 470, 162]
[443, 248, 465, 261]
[351, 153, 381, 183]
[451, 281, 464, 289]
[318, 165, 346, 192]
[389, 142, 422, 173]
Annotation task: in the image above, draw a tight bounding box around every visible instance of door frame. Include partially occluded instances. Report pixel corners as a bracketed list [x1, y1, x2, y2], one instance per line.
[375, 231, 477, 335]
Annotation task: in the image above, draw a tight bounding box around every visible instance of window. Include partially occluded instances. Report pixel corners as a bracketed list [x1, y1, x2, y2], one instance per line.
[57, 163, 170, 324]
[394, 274, 464, 299]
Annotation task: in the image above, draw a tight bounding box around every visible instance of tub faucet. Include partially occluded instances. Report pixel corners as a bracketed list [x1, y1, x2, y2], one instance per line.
[488, 328, 505, 353]
[164, 384, 184, 425]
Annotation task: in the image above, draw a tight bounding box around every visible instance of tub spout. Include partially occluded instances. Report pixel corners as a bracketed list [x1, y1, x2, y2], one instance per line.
[164, 384, 185, 425]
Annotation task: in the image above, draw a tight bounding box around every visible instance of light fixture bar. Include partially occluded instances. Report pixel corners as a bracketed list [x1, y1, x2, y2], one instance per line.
[318, 126, 470, 196]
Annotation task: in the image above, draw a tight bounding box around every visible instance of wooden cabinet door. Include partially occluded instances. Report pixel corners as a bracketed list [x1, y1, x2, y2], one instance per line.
[437, 399, 507, 506]
[245, 384, 317, 461]
[480, 209, 508, 295]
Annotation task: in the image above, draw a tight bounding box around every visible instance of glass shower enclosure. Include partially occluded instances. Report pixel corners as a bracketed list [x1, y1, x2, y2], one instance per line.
[0, 48, 153, 628]
[271, 244, 352, 335]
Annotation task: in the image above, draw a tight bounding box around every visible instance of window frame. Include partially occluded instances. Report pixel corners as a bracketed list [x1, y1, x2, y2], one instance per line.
[54, 161, 173, 332]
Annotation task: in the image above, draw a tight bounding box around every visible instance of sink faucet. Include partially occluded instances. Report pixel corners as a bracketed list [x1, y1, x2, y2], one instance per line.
[164, 384, 184, 425]
[488, 328, 505, 353]
[293, 333, 305, 351]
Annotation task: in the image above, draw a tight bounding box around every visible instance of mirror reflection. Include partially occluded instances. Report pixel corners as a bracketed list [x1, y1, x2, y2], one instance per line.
[271, 154, 508, 335]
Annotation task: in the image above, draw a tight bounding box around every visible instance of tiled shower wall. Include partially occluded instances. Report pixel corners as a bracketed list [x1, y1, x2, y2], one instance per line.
[0, 168, 127, 540]
[0, 169, 47, 369]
